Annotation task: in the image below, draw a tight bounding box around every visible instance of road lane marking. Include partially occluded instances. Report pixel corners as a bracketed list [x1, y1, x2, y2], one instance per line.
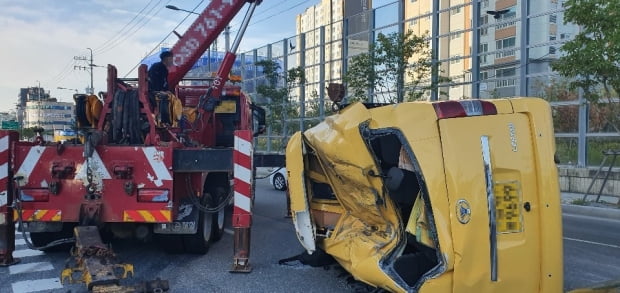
[13, 249, 45, 258]
[564, 237, 620, 249]
[15, 238, 26, 246]
[224, 228, 234, 235]
[12, 278, 63, 293]
[9, 261, 54, 274]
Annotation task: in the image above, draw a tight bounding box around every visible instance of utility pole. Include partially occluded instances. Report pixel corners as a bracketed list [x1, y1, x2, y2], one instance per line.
[74, 48, 98, 94]
[87, 48, 94, 95]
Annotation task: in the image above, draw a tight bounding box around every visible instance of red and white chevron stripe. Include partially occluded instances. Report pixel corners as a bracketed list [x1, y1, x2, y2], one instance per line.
[233, 130, 253, 228]
[0, 131, 17, 265]
[0, 132, 11, 225]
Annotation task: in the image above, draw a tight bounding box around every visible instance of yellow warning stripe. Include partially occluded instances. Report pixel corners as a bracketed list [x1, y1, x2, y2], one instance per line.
[123, 210, 171, 223]
[13, 209, 62, 221]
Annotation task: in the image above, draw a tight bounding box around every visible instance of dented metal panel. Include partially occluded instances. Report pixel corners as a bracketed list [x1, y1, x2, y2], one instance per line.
[286, 98, 563, 293]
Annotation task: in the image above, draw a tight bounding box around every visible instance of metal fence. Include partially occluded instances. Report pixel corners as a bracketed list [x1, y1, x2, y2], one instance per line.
[226, 0, 619, 167]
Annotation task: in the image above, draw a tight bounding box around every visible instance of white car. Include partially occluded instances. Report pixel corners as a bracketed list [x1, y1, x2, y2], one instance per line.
[269, 167, 287, 191]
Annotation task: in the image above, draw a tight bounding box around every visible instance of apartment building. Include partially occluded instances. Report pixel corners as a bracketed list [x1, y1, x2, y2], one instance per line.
[295, 0, 371, 94]
[403, 0, 576, 99]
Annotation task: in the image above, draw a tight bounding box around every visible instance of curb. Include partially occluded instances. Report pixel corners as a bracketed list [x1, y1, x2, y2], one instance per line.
[562, 204, 620, 220]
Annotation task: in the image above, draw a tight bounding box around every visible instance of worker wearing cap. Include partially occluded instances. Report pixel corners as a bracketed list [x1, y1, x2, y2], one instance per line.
[148, 51, 173, 92]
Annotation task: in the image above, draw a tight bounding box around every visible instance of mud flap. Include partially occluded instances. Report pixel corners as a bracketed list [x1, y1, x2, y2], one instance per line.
[153, 198, 199, 234]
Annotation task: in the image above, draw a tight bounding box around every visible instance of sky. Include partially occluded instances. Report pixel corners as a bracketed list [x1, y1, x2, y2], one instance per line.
[0, 0, 320, 111]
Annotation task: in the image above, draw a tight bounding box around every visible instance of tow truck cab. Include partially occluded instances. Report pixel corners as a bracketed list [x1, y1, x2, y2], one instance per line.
[286, 98, 562, 292]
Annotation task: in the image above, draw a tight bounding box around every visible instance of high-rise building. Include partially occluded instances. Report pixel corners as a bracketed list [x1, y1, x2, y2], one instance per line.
[403, 0, 578, 99]
[295, 0, 372, 93]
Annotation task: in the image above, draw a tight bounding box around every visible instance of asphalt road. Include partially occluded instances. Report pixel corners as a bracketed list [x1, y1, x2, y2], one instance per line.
[1, 179, 618, 292]
[563, 213, 620, 291]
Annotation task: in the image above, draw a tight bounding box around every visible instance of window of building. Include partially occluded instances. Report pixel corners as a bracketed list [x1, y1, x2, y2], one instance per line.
[496, 37, 516, 58]
[480, 15, 489, 36]
[495, 67, 516, 88]
[495, 6, 517, 29]
[450, 55, 461, 64]
[480, 71, 488, 80]
[451, 32, 462, 40]
[411, 0, 417, 2]
[549, 14, 557, 23]
[479, 43, 489, 64]
[451, 7, 461, 15]
[549, 46, 557, 54]
[496, 37, 516, 49]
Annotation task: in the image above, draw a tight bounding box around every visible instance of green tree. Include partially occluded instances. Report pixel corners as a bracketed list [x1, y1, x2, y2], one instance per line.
[303, 89, 335, 129]
[255, 60, 305, 148]
[551, 0, 620, 133]
[19, 127, 38, 141]
[533, 78, 579, 133]
[344, 30, 441, 103]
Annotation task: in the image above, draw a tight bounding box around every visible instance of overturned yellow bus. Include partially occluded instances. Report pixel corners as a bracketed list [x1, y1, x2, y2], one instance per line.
[286, 98, 563, 292]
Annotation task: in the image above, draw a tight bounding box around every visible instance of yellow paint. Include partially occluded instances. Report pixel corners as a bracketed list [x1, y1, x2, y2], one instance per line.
[122, 210, 171, 222]
[215, 100, 237, 113]
[286, 98, 563, 292]
[138, 210, 156, 222]
[13, 210, 62, 221]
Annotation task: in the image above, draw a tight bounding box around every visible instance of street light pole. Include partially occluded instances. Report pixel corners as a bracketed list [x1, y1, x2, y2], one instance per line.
[57, 87, 78, 93]
[165, 5, 199, 15]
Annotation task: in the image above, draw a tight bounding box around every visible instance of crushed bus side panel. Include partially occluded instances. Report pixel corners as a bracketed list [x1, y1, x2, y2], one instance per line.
[286, 98, 564, 293]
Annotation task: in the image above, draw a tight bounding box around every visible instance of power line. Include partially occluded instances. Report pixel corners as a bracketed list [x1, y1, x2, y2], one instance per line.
[45, 57, 77, 85]
[229, 0, 287, 28]
[96, 0, 168, 55]
[93, 0, 158, 53]
[478, 52, 552, 84]
[229, 0, 307, 35]
[124, 0, 206, 77]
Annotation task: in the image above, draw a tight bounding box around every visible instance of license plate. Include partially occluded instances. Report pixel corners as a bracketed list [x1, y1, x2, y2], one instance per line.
[494, 181, 523, 233]
[215, 100, 236, 113]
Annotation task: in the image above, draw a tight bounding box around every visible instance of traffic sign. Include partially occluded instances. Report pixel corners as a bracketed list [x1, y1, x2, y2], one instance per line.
[1, 121, 19, 130]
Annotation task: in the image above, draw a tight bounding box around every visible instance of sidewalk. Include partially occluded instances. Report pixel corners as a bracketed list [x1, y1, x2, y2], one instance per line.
[561, 192, 620, 220]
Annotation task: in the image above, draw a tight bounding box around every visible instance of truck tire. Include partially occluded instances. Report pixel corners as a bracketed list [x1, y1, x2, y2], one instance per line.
[183, 195, 214, 254]
[210, 187, 228, 242]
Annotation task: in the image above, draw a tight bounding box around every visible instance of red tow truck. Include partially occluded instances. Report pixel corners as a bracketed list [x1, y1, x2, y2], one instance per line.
[0, 0, 267, 290]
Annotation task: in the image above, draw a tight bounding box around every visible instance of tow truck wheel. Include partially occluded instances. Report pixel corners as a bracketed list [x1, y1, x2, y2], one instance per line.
[183, 195, 213, 254]
[210, 187, 228, 242]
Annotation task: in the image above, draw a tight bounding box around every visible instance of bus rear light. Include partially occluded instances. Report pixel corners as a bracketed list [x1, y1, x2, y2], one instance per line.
[20, 189, 50, 202]
[434, 100, 497, 119]
[138, 189, 170, 203]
